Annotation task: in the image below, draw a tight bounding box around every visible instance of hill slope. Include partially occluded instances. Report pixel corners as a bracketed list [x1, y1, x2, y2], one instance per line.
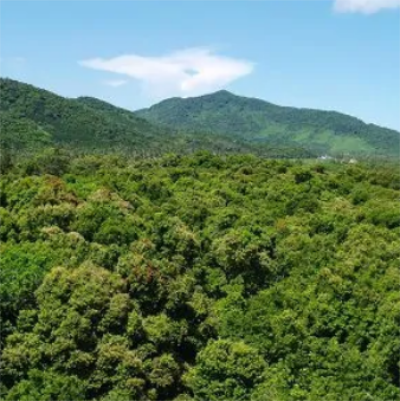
[2, 79, 397, 159]
[0, 78, 172, 154]
[136, 90, 400, 157]
[0, 79, 315, 159]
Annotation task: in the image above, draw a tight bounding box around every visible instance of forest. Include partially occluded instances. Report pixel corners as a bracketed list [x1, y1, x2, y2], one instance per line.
[2, 78, 399, 162]
[0, 78, 314, 161]
[136, 90, 400, 158]
[1, 149, 399, 400]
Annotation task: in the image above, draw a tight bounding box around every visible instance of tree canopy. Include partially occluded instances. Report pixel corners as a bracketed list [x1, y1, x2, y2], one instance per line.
[1, 151, 399, 400]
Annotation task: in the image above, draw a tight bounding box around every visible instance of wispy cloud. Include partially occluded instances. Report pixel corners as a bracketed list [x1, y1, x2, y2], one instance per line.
[80, 47, 254, 99]
[103, 79, 128, 87]
[334, 0, 400, 13]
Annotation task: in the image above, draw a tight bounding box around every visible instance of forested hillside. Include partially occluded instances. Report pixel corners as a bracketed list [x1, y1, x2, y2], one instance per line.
[1, 151, 399, 400]
[137, 90, 400, 158]
[2, 78, 399, 162]
[0, 78, 178, 154]
[0, 78, 317, 160]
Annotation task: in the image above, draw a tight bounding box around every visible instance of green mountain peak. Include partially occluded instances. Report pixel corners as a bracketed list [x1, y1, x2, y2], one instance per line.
[136, 89, 399, 158]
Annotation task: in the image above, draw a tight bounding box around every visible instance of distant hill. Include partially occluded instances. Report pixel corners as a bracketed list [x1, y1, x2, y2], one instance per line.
[136, 90, 400, 158]
[0, 79, 315, 159]
[0, 78, 173, 155]
[1, 79, 397, 159]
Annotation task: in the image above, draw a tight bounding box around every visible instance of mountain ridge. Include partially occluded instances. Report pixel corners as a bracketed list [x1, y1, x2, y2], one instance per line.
[0, 78, 166, 150]
[136, 89, 400, 157]
[2, 78, 310, 159]
[138, 89, 386, 128]
[1, 77, 398, 159]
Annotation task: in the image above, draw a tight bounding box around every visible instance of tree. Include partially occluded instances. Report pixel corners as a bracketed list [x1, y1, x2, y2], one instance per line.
[185, 339, 267, 401]
[5, 369, 86, 401]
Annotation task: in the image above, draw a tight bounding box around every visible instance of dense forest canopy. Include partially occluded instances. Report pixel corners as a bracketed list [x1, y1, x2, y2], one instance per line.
[1, 149, 399, 400]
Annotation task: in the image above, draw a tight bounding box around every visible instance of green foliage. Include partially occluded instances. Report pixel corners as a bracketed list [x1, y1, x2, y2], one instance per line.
[1, 152, 399, 400]
[0, 78, 168, 152]
[0, 110, 52, 151]
[4, 369, 86, 401]
[137, 89, 400, 158]
[0, 78, 316, 159]
[185, 339, 267, 401]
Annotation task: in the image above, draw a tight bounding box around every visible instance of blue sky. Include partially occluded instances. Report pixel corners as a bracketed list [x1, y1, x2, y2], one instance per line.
[1, 1, 399, 130]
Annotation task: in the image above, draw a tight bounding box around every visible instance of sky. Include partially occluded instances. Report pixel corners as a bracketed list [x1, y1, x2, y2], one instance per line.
[0, 0, 399, 130]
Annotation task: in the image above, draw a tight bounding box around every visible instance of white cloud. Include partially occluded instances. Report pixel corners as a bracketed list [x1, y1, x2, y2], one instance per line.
[80, 47, 254, 98]
[103, 79, 128, 87]
[334, 0, 400, 13]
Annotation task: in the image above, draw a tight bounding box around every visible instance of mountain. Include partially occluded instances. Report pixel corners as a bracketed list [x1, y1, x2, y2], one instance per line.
[0, 79, 314, 159]
[0, 78, 173, 155]
[1, 78, 397, 159]
[136, 90, 400, 158]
